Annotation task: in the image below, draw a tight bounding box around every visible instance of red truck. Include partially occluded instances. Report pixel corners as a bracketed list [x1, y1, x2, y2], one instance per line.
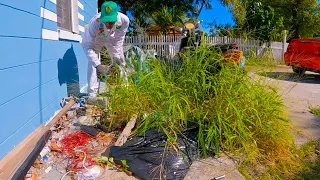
[284, 38, 320, 75]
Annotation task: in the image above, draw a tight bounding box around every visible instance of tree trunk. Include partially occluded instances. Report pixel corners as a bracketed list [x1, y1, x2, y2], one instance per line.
[292, 0, 302, 38]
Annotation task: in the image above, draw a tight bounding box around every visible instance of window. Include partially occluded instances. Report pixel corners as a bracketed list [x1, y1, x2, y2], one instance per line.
[56, 0, 72, 32]
[56, 0, 81, 41]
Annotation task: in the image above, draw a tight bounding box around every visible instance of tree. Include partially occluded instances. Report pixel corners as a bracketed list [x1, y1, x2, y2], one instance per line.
[220, 0, 320, 40]
[245, 1, 284, 41]
[205, 21, 234, 36]
[149, 6, 185, 34]
[98, 0, 212, 34]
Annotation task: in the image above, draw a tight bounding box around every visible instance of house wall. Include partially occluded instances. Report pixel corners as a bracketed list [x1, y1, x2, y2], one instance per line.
[0, 0, 97, 159]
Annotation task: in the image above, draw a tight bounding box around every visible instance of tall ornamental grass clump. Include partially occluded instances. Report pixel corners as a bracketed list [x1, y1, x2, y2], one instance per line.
[104, 45, 312, 179]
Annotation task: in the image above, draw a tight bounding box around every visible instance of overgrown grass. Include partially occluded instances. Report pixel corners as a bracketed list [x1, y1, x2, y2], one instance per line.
[245, 48, 284, 70]
[309, 106, 320, 117]
[102, 45, 316, 179]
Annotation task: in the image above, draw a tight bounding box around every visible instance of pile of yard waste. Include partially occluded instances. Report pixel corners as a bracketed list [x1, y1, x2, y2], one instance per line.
[21, 96, 197, 180]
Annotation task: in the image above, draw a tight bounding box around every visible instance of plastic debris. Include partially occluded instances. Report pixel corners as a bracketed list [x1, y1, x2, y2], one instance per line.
[78, 116, 99, 126]
[42, 155, 48, 161]
[24, 173, 37, 180]
[80, 165, 104, 179]
[213, 175, 226, 180]
[44, 166, 52, 173]
[60, 97, 73, 108]
[70, 103, 81, 110]
[50, 143, 60, 151]
[39, 147, 50, 158]
[110, 128, 199, 180]
[25, 96, 121, 179]
[80, 125, 101, 136]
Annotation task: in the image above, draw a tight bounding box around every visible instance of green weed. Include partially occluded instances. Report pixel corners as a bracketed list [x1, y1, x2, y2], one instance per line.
[309, 106, 320, 117]
[101, 44, 316, 179]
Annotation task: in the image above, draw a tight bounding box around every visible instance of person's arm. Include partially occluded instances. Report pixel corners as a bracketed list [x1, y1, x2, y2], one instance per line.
[82, 17, 101, 67]
[114, 13, 130, 47]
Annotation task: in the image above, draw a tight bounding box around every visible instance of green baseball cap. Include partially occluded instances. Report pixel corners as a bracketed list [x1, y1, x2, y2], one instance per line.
[100, 1, 118, 23]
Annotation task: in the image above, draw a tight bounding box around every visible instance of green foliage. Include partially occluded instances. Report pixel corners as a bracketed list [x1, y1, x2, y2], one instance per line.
[245, 2, 284, 41]
[102, 44, 316, 178]
[148, 6, 185, 34]
[97, 156, 130, 173]
[120, 160, 129, 169]
[205, 21, 235, 36]
[299, 156, 320, 180]
[110, 0, 212, 34]
[97, 156, 114, 168]
[309, 106, 320, 117]
[220, 0, 320, 40]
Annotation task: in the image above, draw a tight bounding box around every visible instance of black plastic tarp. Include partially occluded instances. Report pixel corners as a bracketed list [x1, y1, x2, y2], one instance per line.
[110, 128, 198, 180]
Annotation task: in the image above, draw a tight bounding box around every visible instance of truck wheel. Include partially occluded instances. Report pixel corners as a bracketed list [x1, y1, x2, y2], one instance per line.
[292, 66, 306, 75]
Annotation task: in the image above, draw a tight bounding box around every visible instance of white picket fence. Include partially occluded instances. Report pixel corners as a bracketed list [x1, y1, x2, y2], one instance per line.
[124, 35, 288, 59]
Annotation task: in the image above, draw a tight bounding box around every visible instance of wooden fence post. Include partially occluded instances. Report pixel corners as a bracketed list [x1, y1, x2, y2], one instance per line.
[138, 34, 142, 48]
[282, 30, 287, 60]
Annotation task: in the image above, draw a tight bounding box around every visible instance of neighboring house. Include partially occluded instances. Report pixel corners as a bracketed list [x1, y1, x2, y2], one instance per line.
[145, 25, 182, 36]
[0, 0, 97, 161]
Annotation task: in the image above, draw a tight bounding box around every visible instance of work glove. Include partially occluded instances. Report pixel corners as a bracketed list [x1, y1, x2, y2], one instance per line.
[96, 65, 109, 80]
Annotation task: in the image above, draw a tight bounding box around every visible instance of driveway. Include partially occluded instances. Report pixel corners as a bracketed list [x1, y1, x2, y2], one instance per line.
[252, 65, 320, 145]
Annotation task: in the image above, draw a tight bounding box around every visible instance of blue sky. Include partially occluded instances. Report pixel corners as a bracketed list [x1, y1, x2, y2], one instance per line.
[198, 0, 235, 33]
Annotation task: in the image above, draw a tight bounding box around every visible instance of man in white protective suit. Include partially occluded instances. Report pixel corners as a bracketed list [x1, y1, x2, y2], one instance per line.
[81, 1, 130, 98]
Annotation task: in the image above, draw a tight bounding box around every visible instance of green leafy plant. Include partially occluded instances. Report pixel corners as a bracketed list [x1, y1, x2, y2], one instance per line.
[309, 106, 320, 117]
[97, 156, 131, 175]
[120, 160, 129, 169]
[97, 156, 114, 168]
[102, 44, 316, 178]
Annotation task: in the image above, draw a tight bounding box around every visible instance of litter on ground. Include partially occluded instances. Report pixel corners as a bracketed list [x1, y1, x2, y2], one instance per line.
[24, 97, 128, 180]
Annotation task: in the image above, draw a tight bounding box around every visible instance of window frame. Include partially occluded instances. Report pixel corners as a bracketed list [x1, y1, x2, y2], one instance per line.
[56, 0, 81, 42]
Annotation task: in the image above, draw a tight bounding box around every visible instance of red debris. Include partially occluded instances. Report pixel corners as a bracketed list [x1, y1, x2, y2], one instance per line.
[59, 131, 96, 170]
[60, 131, 92, 154]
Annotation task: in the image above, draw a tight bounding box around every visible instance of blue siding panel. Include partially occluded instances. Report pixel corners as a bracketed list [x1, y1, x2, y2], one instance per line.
[0, 37, 40, 70]
[43, 1, 57, 13]
[42, 18, 58, 31]
[0, 1, 43, 16]
[41, 40, 77, 60]
[0, 88, 41, 144]
[0, 5, 41, 38]
[82, 0, 97, 14]
[0, 0, 97, 160]
[79, 20, 86, 27]
[0, 63, 40, 106]
[41, 94, 66, 124]
[0, 112, 40, 159]
[79, 8, 92, 24]
[0, 89, 65, 158]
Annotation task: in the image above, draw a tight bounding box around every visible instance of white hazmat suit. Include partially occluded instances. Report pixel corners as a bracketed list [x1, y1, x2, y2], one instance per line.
[81, 12, 130, 97]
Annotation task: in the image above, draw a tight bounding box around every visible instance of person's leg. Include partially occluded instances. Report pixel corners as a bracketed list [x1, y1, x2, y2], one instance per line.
[87, 60, 99, 97]
[85, 44, 103, 97]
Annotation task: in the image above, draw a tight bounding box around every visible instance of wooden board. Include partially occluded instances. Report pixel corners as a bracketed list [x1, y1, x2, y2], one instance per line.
[0, 99, 75, 180]
[0, 125, 45, 180]
[114, 114, 137, 146]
